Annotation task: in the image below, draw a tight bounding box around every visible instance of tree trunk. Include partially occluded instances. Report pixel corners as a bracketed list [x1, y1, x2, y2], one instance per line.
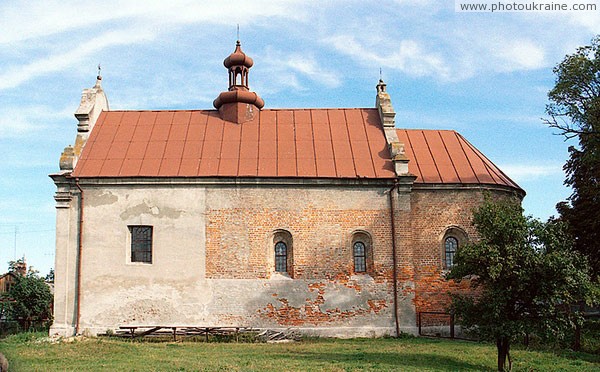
[573, 302, 584, 351]
[496, 337, 511, 371]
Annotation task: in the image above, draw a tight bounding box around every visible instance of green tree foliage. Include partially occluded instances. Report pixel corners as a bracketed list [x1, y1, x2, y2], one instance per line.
[45, 268, 54, 283]
[7, 258, 27, 275]
[2, 269, 53, 330]
[545, 35, 600, 279]
[447, 197, 593, 371]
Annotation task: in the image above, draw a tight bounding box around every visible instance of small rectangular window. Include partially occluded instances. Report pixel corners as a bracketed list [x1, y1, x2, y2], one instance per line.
[130, 226, 152, 263]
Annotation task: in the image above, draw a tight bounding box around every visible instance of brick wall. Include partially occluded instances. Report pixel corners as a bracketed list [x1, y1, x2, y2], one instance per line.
[205, 185, 518, 326]
[205, 186, 394, 281]
[204, 186, 399, 329]
[410, 188, 514, 313]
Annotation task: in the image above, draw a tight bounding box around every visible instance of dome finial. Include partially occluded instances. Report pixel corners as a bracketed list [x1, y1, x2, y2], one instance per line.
[214, 40, 265, 122]
[95, 63, 102, 87]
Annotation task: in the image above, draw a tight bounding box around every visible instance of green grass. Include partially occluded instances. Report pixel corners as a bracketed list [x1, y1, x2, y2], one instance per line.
[0, 333, 598, 371]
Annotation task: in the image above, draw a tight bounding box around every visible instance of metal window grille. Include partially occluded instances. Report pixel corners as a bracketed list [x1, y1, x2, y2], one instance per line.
[353, 241, 367, 273]
[445, 237, 458, 268]
[130, 226, 153, 263]
[275, 241, 287, 272]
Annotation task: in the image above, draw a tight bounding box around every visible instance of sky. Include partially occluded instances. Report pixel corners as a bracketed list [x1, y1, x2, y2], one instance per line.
[0, 0, 598, 276]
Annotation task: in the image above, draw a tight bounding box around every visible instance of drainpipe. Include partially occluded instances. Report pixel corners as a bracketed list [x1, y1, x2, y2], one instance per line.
[74, 178, 84, 335]
[388, 180, 400, 337]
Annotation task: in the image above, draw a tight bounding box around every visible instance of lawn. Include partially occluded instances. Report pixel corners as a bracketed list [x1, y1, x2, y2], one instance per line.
[0, 333, 598, 371]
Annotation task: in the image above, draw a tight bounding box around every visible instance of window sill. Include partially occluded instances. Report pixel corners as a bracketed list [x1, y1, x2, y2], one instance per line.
[269, 272, 293, 280]
[350, 273, 373, 281]
[127, 261, 153, 266]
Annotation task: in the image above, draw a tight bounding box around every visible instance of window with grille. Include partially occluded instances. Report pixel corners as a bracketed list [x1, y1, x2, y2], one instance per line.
[275, 241, 287, 273]
[130, 226, 153, 263]
[353, 241, 367, 273]
[445, 236, 458, 268]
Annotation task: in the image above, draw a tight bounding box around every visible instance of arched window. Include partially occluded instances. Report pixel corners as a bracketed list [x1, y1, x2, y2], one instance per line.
[351, 231, 372, 274]
[275, 241, 287, 273]
[444, 236, 458, 268]
[353, 241, 367, 273]
[272, 229, 293, 276]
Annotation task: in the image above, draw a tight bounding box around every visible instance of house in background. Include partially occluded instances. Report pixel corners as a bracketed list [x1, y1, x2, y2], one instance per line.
[49, 41, 523, 337]
[0, 259, 27, 320]
[0, 259, 27, 296]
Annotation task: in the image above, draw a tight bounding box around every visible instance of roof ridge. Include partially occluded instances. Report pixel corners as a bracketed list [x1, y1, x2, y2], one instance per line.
[325, 110, 338, 177]
[105, 108, 379, 113]
[437, 130, 463, 184]
[454, 131, 481, 184]
[400, 129, 424, 181]
[342, 110, 359, 177]
[360, 110, 378, 177]
[400, 128, 458, 133]
[422, 130, 443, 183]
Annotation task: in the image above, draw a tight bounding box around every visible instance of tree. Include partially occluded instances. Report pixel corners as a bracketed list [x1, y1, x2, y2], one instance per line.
[7, 257, 27, 276]
[545, 35, 600, 279]
[2, 268, 53, 330]
[45, 268, 54, 283]
[447, 197, 592, 371]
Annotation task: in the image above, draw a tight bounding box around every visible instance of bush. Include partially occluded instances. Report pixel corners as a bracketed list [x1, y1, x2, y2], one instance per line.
[2, 272, 53, 331]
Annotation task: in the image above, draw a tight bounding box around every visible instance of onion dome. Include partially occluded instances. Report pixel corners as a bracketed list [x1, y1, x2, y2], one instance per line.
[213, 89, 264, 110]
[214, 40, 264, 112]
[223, 40, 254, 69]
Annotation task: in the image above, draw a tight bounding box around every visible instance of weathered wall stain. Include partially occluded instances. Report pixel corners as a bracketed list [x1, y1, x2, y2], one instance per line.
[257, 280, 390, 326]
[120, 199, 184, 220]
[87, 190, 118, 207]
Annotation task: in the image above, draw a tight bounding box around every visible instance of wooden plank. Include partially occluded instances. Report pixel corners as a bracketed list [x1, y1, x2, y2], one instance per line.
[138, 327, 163, 338]
[116, 325, 253, 340]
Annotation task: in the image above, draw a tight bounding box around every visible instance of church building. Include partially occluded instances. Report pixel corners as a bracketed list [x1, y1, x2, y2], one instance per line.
[50, 41, 523, 337]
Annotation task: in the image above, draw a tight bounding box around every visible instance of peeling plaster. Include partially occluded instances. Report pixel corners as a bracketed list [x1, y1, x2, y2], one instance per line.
[120, 200, 183, 220]
[87, 190, 118, 207]
[255, 279, 391, 327]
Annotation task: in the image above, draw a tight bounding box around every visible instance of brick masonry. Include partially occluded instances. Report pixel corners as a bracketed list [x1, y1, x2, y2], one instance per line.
[203, 184, 512, 327]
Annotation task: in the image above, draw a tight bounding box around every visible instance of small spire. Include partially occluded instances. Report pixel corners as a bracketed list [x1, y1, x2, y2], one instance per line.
[376, 76, 386, 93]
[95, 63, 102, 87]
[237, 24, 240, 42]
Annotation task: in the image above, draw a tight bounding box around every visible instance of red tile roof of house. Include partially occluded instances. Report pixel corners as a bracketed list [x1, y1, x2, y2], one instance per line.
[71, 108, 521, 190]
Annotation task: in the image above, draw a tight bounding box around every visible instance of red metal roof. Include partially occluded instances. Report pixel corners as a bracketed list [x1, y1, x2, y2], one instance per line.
[71, 109, 521, 190]
[396, 129, 521, 189]
[73, 109, 396, 179]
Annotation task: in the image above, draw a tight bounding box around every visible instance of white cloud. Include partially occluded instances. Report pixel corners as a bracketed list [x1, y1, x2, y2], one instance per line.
[259, 48, 340, 91]
[496, 39, 546, 70]
[325, 35, 454, 81]
[393, 0, 435, 4]
[285, 57, 340, 88]
[0, 105, 72, 138]
[0, 115, 40, 138]
[0, 0, 309, 91]
[499, 164, 564, 181]
[567, 11, 600, 34]
[0, 0, 307, 45]
[0, 28, 156, 91]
